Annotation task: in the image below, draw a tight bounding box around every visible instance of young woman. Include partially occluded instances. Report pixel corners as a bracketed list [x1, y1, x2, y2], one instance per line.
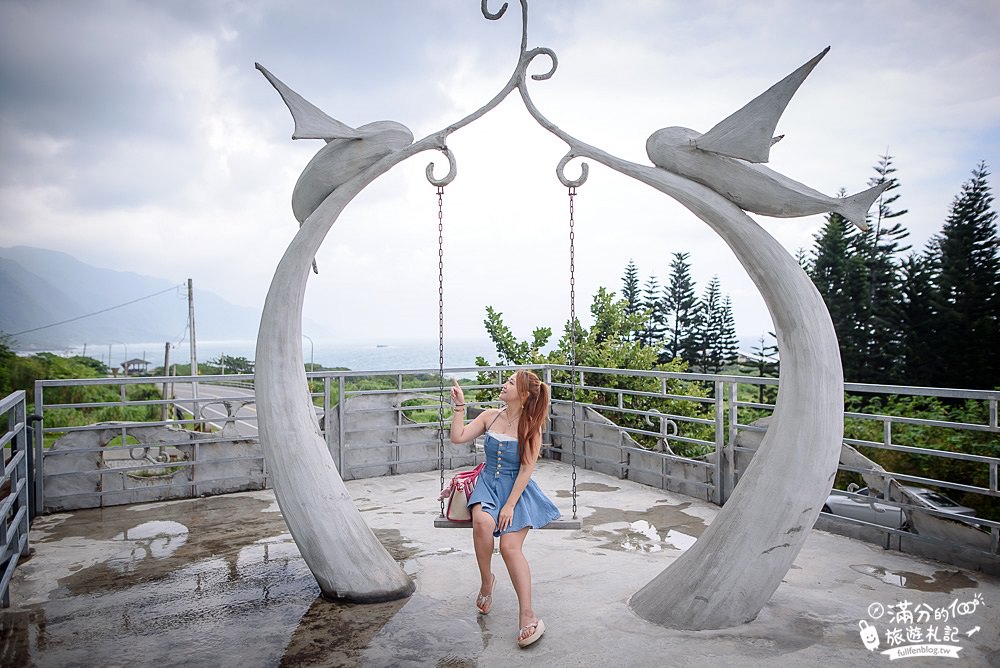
[450, 370, 560, 648]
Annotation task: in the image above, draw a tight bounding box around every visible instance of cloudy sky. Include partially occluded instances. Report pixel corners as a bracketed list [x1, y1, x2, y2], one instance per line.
[2, 0, 998, 347]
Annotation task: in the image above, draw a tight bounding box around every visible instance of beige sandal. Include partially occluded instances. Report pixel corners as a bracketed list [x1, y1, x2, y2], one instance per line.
[517, 619, 545, 648]
[476, 573, 496, 614]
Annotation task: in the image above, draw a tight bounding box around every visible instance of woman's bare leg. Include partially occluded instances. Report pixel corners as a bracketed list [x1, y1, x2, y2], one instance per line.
[471, 505, 497, 609]
[499, 528, 540, 641]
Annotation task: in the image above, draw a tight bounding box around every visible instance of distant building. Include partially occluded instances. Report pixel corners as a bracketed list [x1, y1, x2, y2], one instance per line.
[121, 358, 151, 376]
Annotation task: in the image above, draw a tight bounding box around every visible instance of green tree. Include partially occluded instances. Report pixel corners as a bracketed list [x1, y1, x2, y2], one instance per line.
[929, 162, 999, 389]
[741, 332, 779, 403]
[638, 275, 665, 348]
[0, 335, 16, 395]
[662, 252, 699, 363]
[718, 296, 739, 370]
[474, 306, 552, 401]
[692, 276, 732, 373]
[621, 259, 642, 324]
[477, 289, 713, 456]
[851, 154, 910, 384]
[479, 305, 551, 365]
[808, 207, 869, 382]
[898, 252, 939, 386]
[208, 354, 255, 374]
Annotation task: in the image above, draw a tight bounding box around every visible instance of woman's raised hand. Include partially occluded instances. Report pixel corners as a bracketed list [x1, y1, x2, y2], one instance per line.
[451, 378, 465, 407]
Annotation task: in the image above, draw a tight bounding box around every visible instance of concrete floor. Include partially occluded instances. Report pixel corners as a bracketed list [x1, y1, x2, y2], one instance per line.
[3, 461, 999, 667]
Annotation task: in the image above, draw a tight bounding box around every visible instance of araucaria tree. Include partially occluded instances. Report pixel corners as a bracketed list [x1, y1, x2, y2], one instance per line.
[692, 276, 737, 373]
[853, 154, 910, 384]
[621, 259, 642, 325]
[807, 155, 910, 384]
[662, 252, 700, 364]
[928, 162, 999, 390]
[807, 158, 998, 390]
[638, 275, 666, 348]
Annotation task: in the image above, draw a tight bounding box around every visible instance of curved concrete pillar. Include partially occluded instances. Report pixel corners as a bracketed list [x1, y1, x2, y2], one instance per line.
[626, 167, 844, 628]
[256, 167, 415, 602]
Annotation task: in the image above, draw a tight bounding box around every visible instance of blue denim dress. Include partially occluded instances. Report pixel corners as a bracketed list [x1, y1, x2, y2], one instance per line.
[467, 431, 561, 536]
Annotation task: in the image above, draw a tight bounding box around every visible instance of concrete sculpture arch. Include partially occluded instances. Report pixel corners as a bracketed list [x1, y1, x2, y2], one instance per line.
[256, 0, 884, 626]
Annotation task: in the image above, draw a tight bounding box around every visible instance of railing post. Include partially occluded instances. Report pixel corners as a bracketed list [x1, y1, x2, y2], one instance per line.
[337, 375, 346, 474]
[712, 380, 724, 505]
[724, 380, 738, 505]
[392, 374, 403, 475]
[27, 415, 43, 520]
[323, 374, 332, 458]
[15, 397, 29, 558]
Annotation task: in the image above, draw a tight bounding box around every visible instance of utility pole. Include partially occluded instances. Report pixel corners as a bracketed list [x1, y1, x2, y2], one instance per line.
[162, 342, 171, 422]
[188, 278, 200, 430]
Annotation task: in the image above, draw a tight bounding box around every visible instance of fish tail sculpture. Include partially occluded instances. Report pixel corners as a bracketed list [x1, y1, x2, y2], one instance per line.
[835, 181, 890, 232]
[646, 47, 885, 231]
[257, 64, 414, 272]
[254, 63, 415, 602]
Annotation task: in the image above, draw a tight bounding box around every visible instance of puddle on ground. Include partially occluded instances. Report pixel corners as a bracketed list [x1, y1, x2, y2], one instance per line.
[11, 504, 440, 666]
[554, 482, 620, 497]
[112, 520, 189, 559]
[373, 528, 420, 563]
[280, 592, 482, 667]
[52, 495, 290, 595]
[850, 565, 978, 592]
[583, 504, 705, 552]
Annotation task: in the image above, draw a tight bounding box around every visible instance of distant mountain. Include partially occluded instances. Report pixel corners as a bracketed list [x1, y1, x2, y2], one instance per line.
[0, 246, 315, 351]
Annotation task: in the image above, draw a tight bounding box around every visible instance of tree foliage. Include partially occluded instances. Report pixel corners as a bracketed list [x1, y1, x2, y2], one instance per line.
[805, 155, 1000, 390]
[662, 252, 700, 363]
[621, 259, 641, 323]
[740, 332, 779, 403]
[208, 354, 255, 374]
[475, 287, 714, 456]
[692, 277, 738, 373]
[928, 162, 999, 389]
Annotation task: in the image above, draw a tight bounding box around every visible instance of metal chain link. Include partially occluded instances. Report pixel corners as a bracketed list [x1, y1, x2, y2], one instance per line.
[568, 186, 578, 520]
[437, 185, 446, 518]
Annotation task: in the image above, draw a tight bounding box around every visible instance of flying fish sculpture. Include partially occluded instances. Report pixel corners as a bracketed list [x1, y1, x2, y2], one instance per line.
[645, 48, 887, 231]
[256, 64, 414, 271]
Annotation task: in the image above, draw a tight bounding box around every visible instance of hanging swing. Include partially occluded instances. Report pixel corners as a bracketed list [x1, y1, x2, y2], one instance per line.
[433, 182, 583, 530]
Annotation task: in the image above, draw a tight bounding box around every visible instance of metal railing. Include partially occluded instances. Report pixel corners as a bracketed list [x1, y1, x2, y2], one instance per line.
[31, 366, 1000, 563]
[1, 390, 31, 607]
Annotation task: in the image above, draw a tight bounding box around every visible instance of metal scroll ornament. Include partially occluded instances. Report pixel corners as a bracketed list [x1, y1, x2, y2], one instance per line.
[255, 0, 881, 628]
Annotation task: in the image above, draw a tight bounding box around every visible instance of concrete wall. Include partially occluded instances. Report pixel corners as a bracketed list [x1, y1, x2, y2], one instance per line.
[549, 403, 716, 502]
[43, 420, 265, 512]
[733, 416, 999, 574]
[321, 392, 478, 481]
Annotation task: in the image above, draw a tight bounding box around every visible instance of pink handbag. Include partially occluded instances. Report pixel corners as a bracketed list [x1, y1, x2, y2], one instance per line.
[439, 462, 485, 521]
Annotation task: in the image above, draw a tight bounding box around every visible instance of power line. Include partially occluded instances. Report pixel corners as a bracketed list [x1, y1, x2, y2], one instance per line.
[11, 284, 185, 336]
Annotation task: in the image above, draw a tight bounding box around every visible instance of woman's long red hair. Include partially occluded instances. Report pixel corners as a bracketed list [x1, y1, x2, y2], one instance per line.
[515, 370, 550, 465]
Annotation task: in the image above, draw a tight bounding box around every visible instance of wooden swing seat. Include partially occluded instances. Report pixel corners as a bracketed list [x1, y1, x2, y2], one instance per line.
[434, 517, 582, 530]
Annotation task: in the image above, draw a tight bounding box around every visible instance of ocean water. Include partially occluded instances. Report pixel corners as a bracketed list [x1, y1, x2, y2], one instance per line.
[46, 335, 766, 373]
[61, 338, 501, 373]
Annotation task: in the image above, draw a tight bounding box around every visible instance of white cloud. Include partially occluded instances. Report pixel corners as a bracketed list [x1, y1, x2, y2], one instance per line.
[1, 0, 997, 349]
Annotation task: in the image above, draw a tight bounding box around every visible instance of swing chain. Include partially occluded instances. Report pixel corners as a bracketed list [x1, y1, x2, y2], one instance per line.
[437, 184, 446, 518]
[568, 185, 578, 520]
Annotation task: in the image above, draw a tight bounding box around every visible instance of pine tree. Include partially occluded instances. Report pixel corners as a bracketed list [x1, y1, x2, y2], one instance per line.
[851, 153, 910, 384]
[662, 252, 699, 363]
[621, 260, 641, 318]
[638, 275, 666, 348]
[898, 252, 938, 386]
[808, 209, 868, 379]
[929, 162, 999, 389]
[809, 155, 911, 384]
[718, 296, 739, 370]
[741, 332, 779, 403]
[693, 276, 726, 373]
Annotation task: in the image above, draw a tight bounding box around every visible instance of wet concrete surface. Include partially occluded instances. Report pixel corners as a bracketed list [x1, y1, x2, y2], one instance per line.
[3, 461, 999, 667]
